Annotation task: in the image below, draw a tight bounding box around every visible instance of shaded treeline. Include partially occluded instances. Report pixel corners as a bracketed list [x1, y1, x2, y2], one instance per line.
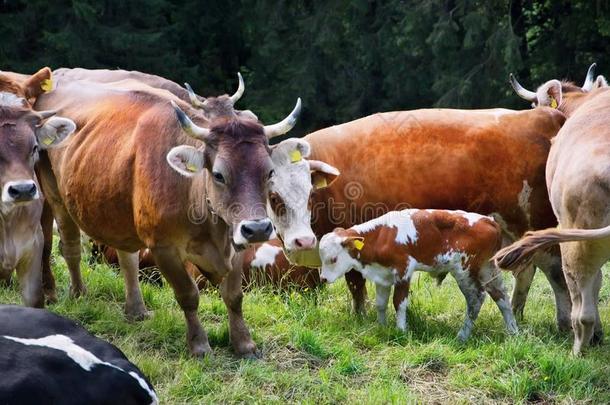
[1, 0, 609, 136]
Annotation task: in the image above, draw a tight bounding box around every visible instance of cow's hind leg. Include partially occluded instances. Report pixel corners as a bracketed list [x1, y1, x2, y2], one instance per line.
[536, 249, 572, 332]
[220, 251, 258, 358]
[116, 250, 149, 321]
[480, 264, 518, 335]
[375, 283, 391, 326]
[511, 264, 535, 321]
[453, 269, 485, 341]
[346, 270, 367, 315]
[152, 246, 211, 357]
[561, 241, 605, 356]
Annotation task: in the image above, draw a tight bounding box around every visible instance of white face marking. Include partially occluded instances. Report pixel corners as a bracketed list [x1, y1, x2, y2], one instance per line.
[250, 243, 282, 268]
[353, 210, 419, 245]
[517, 180, 532, 226]
[267, 157, 316, 250]
[0, 92, 26, 108]
[319, 233, 362, 283]
[3, 334, 158, 405]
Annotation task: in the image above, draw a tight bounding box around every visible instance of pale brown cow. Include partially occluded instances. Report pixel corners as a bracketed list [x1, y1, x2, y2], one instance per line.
[319, 209, 518, 340]
[0, 68, 75, 307]
[494, 64, 610, 355]
[34, 78, 300, 357]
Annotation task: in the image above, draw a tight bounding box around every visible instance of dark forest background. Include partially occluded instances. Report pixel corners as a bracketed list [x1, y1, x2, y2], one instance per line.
[1, 0, 609, 135]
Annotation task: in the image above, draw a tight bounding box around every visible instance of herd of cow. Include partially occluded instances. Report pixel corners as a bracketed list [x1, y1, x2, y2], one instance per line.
[0, 62, 608, 403]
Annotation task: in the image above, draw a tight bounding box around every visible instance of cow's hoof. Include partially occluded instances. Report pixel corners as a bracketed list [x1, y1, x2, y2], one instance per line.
[45, 293, 58, 305]
[190, 342, 213, 358]
[125, 309, 152, 322]
[69, 285, 87, 298]
[234, 341, 260, 359]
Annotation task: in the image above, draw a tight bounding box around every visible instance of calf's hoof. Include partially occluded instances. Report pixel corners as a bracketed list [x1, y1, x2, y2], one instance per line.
[44, 290, 58, 304]
[190, 341, 213, 358]
[234, 340, 260, 359]
[125, 307, 152, 322]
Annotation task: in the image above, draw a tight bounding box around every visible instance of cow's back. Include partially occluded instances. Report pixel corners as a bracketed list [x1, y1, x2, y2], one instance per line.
[306, 108, 565, 239]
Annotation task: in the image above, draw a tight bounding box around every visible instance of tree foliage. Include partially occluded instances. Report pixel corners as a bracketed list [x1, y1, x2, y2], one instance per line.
[1, 0, 608, 135]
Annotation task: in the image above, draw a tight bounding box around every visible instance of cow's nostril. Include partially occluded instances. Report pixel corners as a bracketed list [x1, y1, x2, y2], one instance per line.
[241, 225, 255, 239]
[27, 184, 37, 197]
[7, 183, 37, 201]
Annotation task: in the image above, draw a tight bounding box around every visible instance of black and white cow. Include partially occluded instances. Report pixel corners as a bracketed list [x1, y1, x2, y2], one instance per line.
[0, 305, 157, 405]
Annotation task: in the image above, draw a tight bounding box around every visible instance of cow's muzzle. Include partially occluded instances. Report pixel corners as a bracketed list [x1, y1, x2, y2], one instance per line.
[233, 218, 274, 246]
[2, 180, 39, 203]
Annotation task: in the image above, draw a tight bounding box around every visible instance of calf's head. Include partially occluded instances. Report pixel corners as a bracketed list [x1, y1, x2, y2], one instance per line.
[267, 138, 339, 257]
[319, 228, 364, 283]
[167, 99, 301, 247]
[0, 70, 75, 212]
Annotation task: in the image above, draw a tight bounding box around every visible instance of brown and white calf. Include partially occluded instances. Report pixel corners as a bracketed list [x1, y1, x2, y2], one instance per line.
[319, 209, 518, 340]
[0, 68, 75, 307]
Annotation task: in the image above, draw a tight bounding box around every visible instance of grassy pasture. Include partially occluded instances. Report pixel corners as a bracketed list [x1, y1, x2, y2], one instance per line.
[2, 246, 610, 404]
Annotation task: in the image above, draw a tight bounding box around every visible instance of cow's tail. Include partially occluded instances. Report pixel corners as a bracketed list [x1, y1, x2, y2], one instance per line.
[493, 224, 610, 271]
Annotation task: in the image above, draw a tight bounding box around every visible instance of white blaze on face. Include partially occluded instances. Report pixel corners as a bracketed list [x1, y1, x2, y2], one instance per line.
[3, 334, 158, 405]
[0, 92, 26, 108]
[250, 243, 282, 268]
[319, 233, 361, 283]
[353, 210, 419, 245]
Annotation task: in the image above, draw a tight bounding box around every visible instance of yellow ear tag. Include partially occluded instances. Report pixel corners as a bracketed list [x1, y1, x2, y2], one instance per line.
[353, 240, 364, 250]
[550, 97, 558, 109]
[186, 163, 198, 172]
[314, 176, 327, 189]
[42, 137, 54, 146]
[40, 79, 53, 93]
[290, 149, 302, 163]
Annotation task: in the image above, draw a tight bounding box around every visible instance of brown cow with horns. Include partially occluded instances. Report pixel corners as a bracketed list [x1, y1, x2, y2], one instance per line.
[34, 76, 301, 357]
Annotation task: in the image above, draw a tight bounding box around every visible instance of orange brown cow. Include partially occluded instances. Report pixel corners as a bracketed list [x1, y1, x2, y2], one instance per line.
[33, 76, 301, 357]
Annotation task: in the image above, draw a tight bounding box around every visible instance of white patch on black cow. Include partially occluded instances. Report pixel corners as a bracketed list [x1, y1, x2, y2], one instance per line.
[3, 334, 158, 405]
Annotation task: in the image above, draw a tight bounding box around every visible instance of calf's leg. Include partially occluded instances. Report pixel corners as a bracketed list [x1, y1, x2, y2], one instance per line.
[375, 283, 391, 326]
[453, 269, 485, 341]
[152, 246, 211, 357]
[345, 270, 367, 315]
[392, 280, 410, 331]
[116, 250, 149, 321]
[480, 264, 518, 335]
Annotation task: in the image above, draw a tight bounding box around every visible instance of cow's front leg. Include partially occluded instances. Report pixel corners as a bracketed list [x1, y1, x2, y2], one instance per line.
[375, 283, 391, 326]
[40, 200, 57, 303]
[393, 280, 411, 331]
[221, 251, 258, 358]
[16, 231, 44, 308]
[152, 246, 211, 357]
[116, 250, 149, 321]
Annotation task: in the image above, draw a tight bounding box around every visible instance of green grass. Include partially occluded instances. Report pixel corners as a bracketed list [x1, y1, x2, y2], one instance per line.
[1, 247, 610, 404]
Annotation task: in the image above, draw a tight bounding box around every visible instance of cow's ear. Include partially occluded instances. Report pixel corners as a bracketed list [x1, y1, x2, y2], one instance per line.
[271, 138, 311, 165]
[341, 236, 365, 251]
[166, 145, 204, 177]
[309, 160, 340, 190]
[539, 79, 562, 108]
[594, 75, 608, 89]
[36, 117, 76, 149]
[24, 67, 53, 101]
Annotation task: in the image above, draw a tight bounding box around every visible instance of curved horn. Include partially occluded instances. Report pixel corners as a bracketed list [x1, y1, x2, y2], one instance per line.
[171, 101, 210, 142]
[184, 83, 205, 108]
[37, 110, 57, 120]
[229, 72, 245, 105]
[509, 74, 537, 101]
[263, 98, 302, 139]
[582, 63, 597, 92]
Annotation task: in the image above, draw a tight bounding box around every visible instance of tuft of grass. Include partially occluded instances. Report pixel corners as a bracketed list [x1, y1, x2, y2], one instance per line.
[0, 243, 610, 403]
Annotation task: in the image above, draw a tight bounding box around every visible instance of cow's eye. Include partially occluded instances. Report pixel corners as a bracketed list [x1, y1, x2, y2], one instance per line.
[31, 145, 39, 155]
[212, 171, 225, 184]
[267, 169, 275, 180]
